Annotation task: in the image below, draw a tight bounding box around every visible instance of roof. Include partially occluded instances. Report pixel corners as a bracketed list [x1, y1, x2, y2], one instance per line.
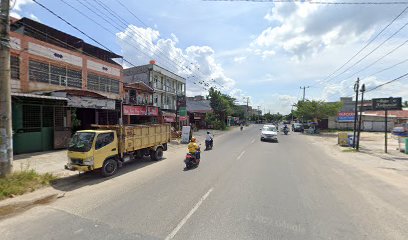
[11, 17, 122, 65]
[125, 82, 154, 93]
[186, 100, 212, 113]
[12, 92, 68, 101]
[363, 110, 408, 118]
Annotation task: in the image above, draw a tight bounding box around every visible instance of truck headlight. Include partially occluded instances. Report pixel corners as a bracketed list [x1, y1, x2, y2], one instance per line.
[83, 157, 94, 166]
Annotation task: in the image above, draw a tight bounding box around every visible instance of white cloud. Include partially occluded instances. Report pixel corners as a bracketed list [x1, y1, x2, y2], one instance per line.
[116, 25, 238, 96]
[10, 0, 33, 19]
[252, 3, 403, 60]
[29, 13, 39, 22]
[233, 56, 246, 63]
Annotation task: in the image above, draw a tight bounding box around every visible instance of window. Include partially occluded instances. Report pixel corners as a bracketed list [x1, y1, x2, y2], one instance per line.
[10, 56, 19, 80]
[95, 132, 114, 150]
[29, 60, 82, 88]
[23, 105, 41, 130]
[87, 74, 119, 94]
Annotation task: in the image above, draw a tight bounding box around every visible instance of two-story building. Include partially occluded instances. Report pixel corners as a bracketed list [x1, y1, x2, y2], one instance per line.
[122, 82, 159, 124]
[9, 17, 123, 154]
[123, 61, 187, 127]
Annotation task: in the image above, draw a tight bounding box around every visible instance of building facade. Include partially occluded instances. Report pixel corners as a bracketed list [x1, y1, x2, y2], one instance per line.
[9, 17, 123, 154]
[186, 96, 212, 129]
[123, 62, 186, 126]
[122, 82, 159, 124]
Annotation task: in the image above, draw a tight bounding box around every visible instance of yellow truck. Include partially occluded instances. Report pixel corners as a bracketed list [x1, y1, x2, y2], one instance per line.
[65, 124, 171, 177]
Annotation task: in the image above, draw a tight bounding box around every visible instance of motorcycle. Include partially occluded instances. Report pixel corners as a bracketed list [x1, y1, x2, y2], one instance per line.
[184, 149, 200, 169]
[205, 139, 213, 150]
[240, 126, 243, 131]
[283, 128, 289, 135]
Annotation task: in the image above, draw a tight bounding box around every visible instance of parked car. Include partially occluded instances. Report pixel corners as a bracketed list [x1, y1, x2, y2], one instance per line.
[392, 123, 408, 136]
[292, 123, 303, 132]
[260, 124, 278, 142]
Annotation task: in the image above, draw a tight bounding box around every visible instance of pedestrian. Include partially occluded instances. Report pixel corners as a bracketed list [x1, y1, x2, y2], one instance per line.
[189, 123, 193, 141]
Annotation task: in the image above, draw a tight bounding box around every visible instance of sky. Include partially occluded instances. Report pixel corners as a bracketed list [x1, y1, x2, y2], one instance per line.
[10, 0, 408, 114]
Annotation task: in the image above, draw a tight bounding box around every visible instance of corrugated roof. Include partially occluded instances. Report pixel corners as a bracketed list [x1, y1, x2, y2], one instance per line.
[186, 100, 212, 112]
[12, 92, 68, 101]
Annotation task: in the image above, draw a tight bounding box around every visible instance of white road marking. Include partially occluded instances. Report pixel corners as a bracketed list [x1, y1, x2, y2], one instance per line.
[165, 188, 214, 240]
[251, 139, 255, 144]
[237, 150, 245, 160]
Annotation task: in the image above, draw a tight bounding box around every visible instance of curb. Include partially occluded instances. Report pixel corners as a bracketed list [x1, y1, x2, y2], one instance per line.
[0, 187, 64, 219]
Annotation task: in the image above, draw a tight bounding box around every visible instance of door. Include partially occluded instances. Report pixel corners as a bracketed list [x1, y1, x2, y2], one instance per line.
[93, 132, 117, 169]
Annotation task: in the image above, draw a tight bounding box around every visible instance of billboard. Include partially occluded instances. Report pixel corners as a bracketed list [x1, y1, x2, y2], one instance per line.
[337, 112, 355, 122]
[372, 97, 402, 111]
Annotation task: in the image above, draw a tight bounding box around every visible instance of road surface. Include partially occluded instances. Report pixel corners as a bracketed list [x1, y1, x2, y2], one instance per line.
[1, 125, 408, 239]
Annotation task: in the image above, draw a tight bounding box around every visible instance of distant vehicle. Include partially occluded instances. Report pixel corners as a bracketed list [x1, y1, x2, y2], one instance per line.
[293, 123, 303, 132]
[260, 124, 278, 142]
[392, 123, 408, 136]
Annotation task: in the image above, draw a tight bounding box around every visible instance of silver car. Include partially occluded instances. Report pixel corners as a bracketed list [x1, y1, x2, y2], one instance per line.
[260, 125, 278, 142]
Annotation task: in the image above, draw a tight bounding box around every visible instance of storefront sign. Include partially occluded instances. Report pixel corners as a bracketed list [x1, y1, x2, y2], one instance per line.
[67, 95, 115, 110]
[179, 107, 187, 116]
[337, 112, 355, 122]
[179, 116, 188, 121]
[164, 116, 175, 122]
[372, 97, 402, 110]
[123, 105, 146, 115]
[147, 106, 159, 116]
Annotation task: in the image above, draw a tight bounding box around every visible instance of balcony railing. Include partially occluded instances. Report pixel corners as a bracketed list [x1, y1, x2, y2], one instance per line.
[125, 97, 152, 106]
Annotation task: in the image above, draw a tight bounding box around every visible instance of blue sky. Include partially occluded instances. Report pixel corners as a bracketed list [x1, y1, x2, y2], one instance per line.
[11, 0, 408, 114]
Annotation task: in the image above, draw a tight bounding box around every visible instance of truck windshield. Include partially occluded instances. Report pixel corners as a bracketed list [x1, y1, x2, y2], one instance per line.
[68, 132, 95, 152]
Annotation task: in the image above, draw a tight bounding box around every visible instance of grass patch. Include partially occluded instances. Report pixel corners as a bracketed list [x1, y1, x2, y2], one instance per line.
[0, 170, 56, 201]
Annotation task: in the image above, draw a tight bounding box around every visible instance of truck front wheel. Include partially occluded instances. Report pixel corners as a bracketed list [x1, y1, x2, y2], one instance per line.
[101, 158, 118, 177]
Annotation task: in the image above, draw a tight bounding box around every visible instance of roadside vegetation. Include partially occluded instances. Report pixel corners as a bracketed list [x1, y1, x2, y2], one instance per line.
[0, 170, 56, 200]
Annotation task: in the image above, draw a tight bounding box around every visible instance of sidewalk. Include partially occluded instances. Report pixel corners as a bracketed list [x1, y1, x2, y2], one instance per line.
[11, 127, 237, 177]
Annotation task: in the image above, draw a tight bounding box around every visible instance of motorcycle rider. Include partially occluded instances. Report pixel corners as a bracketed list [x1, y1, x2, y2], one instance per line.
[205, 131, 213, 148]
[188, 137, 200, 162]
[240, 123, 243, 131]
[283, 124, 289, 134]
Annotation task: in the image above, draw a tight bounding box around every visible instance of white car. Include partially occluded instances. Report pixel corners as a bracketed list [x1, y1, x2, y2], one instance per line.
[260, 125, 278, 142]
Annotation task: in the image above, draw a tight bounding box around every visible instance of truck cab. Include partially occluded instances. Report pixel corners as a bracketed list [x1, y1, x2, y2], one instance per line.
[66, 130, 119, 175]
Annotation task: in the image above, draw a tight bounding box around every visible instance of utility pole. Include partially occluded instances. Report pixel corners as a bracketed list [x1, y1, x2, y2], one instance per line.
[0, 0, 12, 177]
[352, 78, 360, 149]
[243, 97, 249, 124]
[257, 106, 260, 123]
[300, 86, 310, 101]
[356, 84, 365, 151]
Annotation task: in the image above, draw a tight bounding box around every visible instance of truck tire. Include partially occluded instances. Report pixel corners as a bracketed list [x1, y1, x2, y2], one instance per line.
[150, 147, 163, 161]
[101, 158, 118, 177]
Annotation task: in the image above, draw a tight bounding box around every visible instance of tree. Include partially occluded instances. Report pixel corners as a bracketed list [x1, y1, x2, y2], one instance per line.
[294, 100, 343, 122]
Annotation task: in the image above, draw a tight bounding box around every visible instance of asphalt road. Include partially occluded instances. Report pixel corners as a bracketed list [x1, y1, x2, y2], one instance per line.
[1, 125, 408, 240]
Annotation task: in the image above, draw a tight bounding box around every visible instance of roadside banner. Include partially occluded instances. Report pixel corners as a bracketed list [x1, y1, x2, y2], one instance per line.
[181, 126, 191, 144]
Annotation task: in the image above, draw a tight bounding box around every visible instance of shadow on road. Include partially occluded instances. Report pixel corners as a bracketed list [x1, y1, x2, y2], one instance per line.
[51, 157, 165, 192]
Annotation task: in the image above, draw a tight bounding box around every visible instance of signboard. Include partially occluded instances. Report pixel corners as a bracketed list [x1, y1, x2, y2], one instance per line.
[178, 107, 187, 116]
[338, 132, 349, 147]
[164, 116, 175, 122]
[179, 116, 188, 121]
[181, 126, 191, 144]
[123, 105, 146, 115]
[67, 96, 115, 110]
[337, 112, 355, 122]
[147, 106, 159, 116]
[177, 95, 186, 108]
[372, 97, 402, 111]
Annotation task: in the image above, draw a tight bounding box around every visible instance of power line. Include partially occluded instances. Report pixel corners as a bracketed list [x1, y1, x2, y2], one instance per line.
[31, 0, 206, 92]
[203, 0, 408, 4]
[112, 0, 227, 90]
[323, 20, 408, 85]
[313, 6, 408, 87]
[366, 71, 408, 92]
[53, 0, 209, 91]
